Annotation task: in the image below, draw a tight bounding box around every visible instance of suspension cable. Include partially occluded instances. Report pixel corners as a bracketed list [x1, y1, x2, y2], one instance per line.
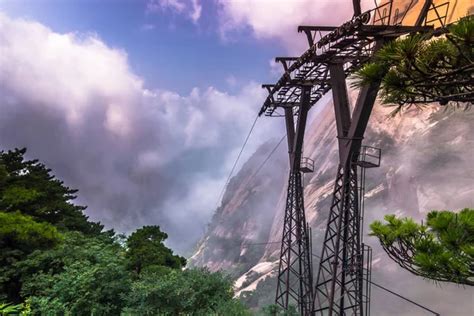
[216, 114, 259, 207]
[246, 134, 286, 183]
[370, 280, 440, 315]
[240, 246, 440, 315]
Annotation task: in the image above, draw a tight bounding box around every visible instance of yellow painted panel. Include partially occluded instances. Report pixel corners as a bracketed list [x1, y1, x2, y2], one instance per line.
[378, 0, 472, 26]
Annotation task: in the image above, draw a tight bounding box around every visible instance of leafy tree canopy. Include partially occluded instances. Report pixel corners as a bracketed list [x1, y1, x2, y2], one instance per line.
[19, 232, 130, 315]
[0, 148, 250, 314]
[126, 225, 186, 275]
[0, 148, 103, 235]
[353, 16, 473, 112]
[0, 211, 62, 303]
[370, 208, 473, 286]
[0, 211, 62, 253]
[0, 302, 29, 315]
[124, 268, 250, 315]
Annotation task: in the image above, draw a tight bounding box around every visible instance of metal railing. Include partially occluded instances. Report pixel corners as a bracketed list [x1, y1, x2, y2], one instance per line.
[425, 1, 450, 27]
[357, 146, 381, 168]
[300, 157, 314, 173]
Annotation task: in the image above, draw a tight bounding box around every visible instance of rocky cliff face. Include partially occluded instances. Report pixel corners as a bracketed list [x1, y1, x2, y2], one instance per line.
[190, 93, 474, 315]
[189, 140, 288, 277]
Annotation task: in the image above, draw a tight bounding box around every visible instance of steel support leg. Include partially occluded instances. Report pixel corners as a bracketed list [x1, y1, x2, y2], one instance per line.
[313, 161, 363, 316]
[276, 170, 313, 315]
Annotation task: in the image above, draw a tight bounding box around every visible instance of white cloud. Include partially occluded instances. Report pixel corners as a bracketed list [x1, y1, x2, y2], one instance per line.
[147, 0, 201, 23]
[217, 0, 375, 53]
[190, 0, 202, 23]
[147, 0, 186, 13]
[0, 12, 275, 252]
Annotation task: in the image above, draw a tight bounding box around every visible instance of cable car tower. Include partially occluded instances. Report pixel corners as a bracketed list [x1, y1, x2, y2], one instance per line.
[258, 0, 446, 314]
[263, 83, 315, 314]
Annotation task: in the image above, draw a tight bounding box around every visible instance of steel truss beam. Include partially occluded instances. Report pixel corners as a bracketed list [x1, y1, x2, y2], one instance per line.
[258, 0, 442, 117]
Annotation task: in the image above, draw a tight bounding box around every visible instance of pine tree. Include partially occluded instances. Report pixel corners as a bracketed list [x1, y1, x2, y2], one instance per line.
[353, 16, 473, 114]
[370, 208, 473, 286]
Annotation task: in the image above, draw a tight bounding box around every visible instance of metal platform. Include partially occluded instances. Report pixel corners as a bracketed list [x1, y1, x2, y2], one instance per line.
[300, 157, 314, 173]
[356, 146, 381, 168]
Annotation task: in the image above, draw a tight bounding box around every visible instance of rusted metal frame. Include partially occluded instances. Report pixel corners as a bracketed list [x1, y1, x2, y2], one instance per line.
[372, 0, 393, 25]
[416, 0, 433, 26]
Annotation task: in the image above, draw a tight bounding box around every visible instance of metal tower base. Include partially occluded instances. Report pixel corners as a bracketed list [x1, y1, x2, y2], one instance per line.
[276, 170, 313, 314]
[314, 162, 364, 315]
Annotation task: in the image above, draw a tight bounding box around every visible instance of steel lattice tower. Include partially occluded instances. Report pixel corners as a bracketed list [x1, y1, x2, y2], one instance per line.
[275, 85, 314, 314]
[276, 171, 313, 313]
[312, 61, 382, 316]
[313, 161, 366, 315]
[257, 1, 444, 315]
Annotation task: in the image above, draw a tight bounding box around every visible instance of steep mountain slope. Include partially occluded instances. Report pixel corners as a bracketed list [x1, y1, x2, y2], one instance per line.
[190, 94, 474, 315]
[189, 140, 288, 277]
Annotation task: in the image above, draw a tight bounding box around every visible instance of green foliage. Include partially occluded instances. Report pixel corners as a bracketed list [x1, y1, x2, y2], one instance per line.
[0, 211, 62, 251]
[259, 304, 298, 316]
[0, 148, 104, 303]
[0, 302, 26, 315]
[0, 148, 251, 314]
[0, 211, 62, 303]
[20, 232, 131, 315]
[126, 225, 186, 275]
[353, 16, 473, 110]
[124, 268, 249, 315]
[0, 148, 103, 235]
[370, 208, 474, 286]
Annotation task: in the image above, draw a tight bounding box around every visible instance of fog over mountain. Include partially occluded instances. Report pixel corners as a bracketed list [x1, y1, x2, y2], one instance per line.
[190, 91, 474, 315]
[0, 12, 280, 253]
